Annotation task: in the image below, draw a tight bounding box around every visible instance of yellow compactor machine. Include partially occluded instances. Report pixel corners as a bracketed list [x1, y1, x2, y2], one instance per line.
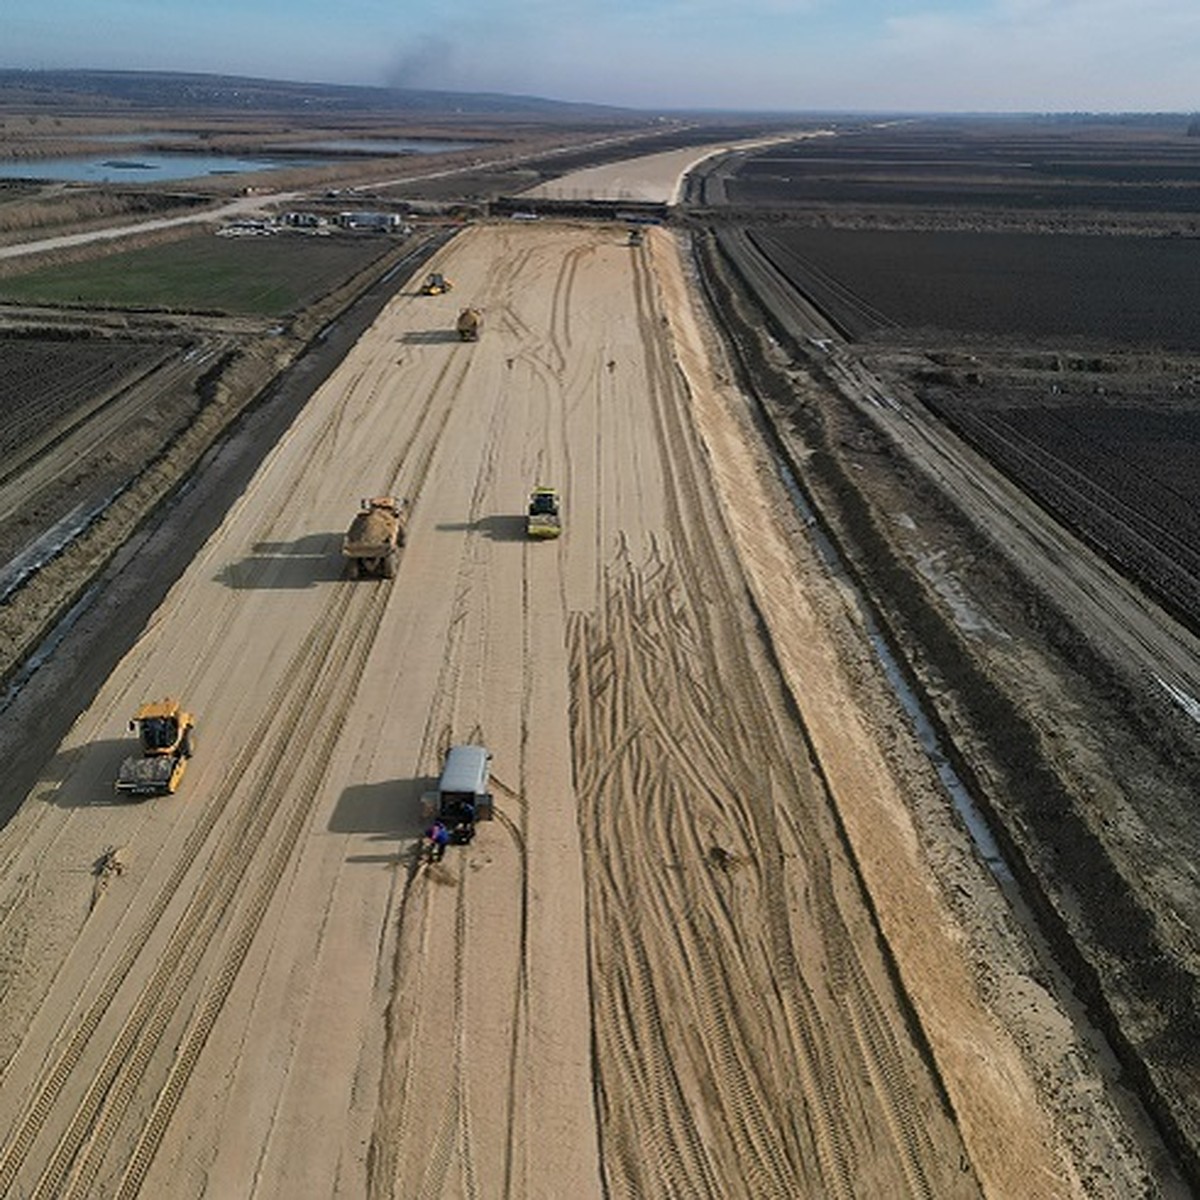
[115, 698, 195, 796]
[526, 487, 562, 539]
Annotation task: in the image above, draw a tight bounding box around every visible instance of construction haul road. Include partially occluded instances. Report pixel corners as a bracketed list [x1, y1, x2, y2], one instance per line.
[0, 221, 1135, 1198]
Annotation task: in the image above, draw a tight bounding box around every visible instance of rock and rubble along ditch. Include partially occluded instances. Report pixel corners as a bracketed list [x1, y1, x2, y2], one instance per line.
[691, 228, 1200, 1189]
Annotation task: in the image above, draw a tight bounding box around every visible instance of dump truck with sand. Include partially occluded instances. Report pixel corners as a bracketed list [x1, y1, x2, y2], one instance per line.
[115, 698, 195, 796]
[343, 496, 406, 579]
[526, 486, 562, 539]
[456, 308, 482, 341]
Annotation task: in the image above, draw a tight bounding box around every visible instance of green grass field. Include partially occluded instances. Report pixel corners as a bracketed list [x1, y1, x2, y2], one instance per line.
[0, 232, 394, 315]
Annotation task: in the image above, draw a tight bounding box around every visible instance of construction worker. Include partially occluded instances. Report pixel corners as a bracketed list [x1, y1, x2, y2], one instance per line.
[425, 820, 450, 862]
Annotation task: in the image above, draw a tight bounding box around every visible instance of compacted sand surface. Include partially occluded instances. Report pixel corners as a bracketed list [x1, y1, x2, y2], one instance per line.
[0, 206, 1162, 1194]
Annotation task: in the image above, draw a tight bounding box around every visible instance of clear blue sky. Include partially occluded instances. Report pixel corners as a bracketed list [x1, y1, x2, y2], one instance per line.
[7, 0, 1200, 112]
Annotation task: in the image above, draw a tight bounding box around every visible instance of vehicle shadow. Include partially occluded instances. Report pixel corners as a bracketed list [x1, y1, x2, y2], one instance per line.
[215, 532, 344, 589]
[437, 514, 527, 542]
[399, 330, 465, 345]
[42, 738, 160, 808]
[34, 742, 89, 787]
[331, 775, 431, 840]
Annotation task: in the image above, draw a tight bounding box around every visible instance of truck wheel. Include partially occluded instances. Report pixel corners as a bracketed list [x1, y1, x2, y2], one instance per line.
[181, 728, 195, 758]
[383, 550, 398, 579]
[344, 558, 359, 580]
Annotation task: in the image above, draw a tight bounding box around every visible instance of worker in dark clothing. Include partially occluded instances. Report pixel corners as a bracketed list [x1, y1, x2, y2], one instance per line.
[448, 799, 476, 845]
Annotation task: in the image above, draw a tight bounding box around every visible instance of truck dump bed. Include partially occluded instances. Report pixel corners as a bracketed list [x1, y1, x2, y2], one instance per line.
[343, 497, 406, 579]
[456, 308, 481, 341]
[343, 506, 403, 556]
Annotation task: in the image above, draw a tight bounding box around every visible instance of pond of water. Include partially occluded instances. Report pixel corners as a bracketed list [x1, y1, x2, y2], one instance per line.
[0, 135, 484, 184]
[0, 152, 330, 184]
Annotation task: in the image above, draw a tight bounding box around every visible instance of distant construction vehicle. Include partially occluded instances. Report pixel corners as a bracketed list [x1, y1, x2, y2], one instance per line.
[343, 496, 407, 579]
[627, 228, 644, 247]
[421, 272, 452, 295]
[526, 486, 562, 539]
[115, 698, 195, 797]
[456, 307, 482, 341]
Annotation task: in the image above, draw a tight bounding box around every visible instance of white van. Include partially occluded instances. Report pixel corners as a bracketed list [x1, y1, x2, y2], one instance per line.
[422, 745, 494, 841]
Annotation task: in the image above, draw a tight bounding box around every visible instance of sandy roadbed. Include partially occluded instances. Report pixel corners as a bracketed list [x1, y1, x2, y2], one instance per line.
[0, 220, 1159, 1198]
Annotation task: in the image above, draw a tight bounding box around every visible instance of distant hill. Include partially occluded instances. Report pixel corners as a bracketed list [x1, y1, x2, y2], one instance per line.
[0, 68, 633, 119]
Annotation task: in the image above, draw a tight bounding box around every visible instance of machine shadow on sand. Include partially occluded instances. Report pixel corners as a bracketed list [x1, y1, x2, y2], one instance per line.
[214, 533, 345, 589]
[330, 776, 429, 841]
[40, 739, 154, 809]
[437, 514, 527, 542]
[399, 329, 467, 345]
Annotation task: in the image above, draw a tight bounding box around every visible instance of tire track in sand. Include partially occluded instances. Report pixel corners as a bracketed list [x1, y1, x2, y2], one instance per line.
[0, 578, 389, 1199]
[567, 231, 979, 1198]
